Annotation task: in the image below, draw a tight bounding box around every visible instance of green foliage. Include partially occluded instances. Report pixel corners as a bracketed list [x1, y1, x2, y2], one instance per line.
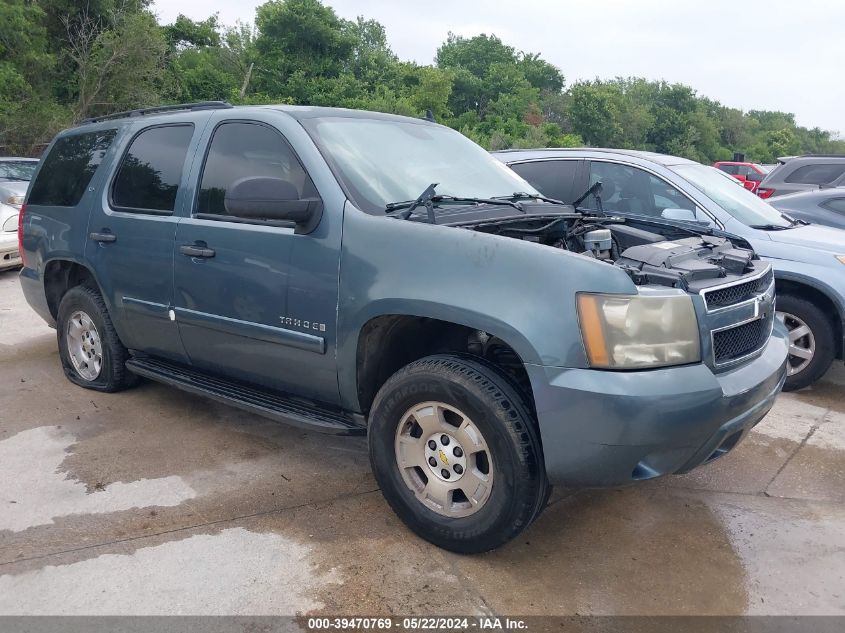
[77, 11, 169, 120]
[253, 0, 356, 95]
[165, 14, 221, 48]
[2, 0, 844, 164]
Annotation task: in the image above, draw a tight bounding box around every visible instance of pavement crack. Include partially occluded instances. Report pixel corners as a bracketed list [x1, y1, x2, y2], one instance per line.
[762, 410, 826, 495]
[0, 488, 381, 569]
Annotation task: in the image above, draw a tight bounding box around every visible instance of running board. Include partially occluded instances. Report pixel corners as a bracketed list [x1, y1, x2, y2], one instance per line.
[125, 356, 366, 436]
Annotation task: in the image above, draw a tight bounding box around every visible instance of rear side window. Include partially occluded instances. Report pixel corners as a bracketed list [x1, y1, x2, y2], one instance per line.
[196, 122, 316, 217]
[28, 129, 117, 206]
[821, 197, 845, 214]
[111, 125, 194, 214]
[509, 160, 579, 202]
[717, 164, 739, 175]
[784, 163, 845, 185]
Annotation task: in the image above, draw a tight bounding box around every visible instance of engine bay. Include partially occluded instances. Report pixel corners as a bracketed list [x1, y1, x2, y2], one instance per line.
[465, 213, 759, 292]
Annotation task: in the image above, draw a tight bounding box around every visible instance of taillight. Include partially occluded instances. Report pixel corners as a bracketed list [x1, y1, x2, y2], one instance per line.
[17, 204, 26, 267]
[757, 188, 774, 199]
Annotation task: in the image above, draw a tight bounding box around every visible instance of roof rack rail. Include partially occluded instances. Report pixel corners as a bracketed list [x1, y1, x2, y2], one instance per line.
[778, 154, 845, 161]
[81, 101, 234, 124]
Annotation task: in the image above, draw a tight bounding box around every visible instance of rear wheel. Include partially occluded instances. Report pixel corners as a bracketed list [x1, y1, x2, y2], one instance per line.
[57, 285, 137, 392]
[368, 354, 548, 553]
[776, 294, 835, 391]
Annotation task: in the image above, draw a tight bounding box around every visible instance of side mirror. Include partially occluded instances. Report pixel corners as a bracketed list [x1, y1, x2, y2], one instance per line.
[224, 176, 321, 230]
[662, 207, 714, 226]
[661, 207, 697, 222]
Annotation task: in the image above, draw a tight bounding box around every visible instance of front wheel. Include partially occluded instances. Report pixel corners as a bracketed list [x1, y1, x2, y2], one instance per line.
[776, 294, 835, 391]
[368, 354, 548, 553]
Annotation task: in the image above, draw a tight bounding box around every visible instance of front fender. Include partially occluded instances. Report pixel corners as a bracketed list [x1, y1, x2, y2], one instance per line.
[767, 257, 845, 358]
[335, 205, 638, 410]
[769, 258, 845, 320]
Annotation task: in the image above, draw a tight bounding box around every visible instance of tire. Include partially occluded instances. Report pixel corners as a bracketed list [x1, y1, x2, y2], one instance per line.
[57, 285, 138, 392]
[368, 354, 548, 553]
[777, 293, 835, 391]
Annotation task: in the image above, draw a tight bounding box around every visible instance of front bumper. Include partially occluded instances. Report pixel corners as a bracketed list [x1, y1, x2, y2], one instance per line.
[0, 233, 21, 271]
[526, 322, 789, 486]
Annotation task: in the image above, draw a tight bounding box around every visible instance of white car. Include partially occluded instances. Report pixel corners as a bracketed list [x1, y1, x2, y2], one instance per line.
[0, 157, 38, 271]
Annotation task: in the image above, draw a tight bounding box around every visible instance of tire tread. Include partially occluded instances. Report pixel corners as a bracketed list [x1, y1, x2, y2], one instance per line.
[369, 353, 548, 553]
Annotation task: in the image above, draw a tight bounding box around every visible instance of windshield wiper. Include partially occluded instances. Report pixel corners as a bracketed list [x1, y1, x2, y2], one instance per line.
[749, 223, 794, 231]
[385, 183, 439, 221]
[494, 192, 565, 205]
[572, 181, 604, 212]
[385, 183, 525, 221]
[0, 176, 29, 181]
[780, 212, 808, 226]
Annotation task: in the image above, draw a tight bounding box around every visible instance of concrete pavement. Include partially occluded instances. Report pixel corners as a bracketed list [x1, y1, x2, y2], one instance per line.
[1, 269, 843, 616]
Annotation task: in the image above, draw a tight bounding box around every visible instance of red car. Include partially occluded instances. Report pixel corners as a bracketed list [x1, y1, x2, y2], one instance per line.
[713, 161, 770, 194]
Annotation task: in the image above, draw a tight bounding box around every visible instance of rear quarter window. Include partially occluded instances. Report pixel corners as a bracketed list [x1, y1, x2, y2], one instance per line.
[821, 197, 845, 214]
[28, 129, 117, 206]
[784, 163, 845, 185]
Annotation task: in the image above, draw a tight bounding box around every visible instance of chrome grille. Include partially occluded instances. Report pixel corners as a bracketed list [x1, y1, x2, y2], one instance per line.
[699, 263, 775, 368]
[703, 268, 774, 310]
[713, 317, 772, 365]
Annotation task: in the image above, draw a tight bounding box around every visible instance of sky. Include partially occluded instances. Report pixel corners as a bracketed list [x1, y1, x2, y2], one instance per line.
[151, 0, 845, 135]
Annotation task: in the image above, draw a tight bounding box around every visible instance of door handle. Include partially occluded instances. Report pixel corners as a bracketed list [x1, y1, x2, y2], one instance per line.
[89, 231, 116, 243]
[179, 244, 215, 258]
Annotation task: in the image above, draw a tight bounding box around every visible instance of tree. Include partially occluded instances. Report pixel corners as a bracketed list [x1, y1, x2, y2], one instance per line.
[343, 16, 396, 85]
[65, 8, 168, 121]
[0, 0, 64, 155]
[4, 0, 845, 161]
[165, 14, 221, 49]
[436, 33, 516, 77]
[567, 81, 623, 147]
[253, 0, 355, 96]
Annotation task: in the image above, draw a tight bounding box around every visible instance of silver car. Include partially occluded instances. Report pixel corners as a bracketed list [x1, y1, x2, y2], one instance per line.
[0, 157, 38, 270]
[495, 148, 845, 391]
[758, 155, 845, 198]
[770, 187, 845, 230]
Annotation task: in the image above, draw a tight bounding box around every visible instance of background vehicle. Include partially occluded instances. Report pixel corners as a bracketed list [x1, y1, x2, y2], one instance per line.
[495, 148, 845, 390]
[0, 157, 38, 270]
[770, 188, 845, 230]
[757, 155, 845, 199]
[714, 161, 770, 194]
[19, 104, 786, 552]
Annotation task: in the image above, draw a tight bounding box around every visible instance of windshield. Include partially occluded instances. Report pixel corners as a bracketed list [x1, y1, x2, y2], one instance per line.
[0, 160, 37, 181]
[671, 164, 792, 228]
[302, 117, 539, 213]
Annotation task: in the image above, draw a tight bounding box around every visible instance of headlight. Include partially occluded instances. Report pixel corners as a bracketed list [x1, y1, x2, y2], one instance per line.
[2, 214, 16, 232]
[4, 195, 23, 208]
[577, 293, 701, 369]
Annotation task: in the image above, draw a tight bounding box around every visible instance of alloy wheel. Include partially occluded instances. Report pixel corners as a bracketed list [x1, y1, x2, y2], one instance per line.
[394, 401, 494, 518]
[65, 310, 103, 381]
[776, 311, 815, 376]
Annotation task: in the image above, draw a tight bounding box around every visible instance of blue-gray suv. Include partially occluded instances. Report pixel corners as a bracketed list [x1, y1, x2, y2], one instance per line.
[19, 104, 788, 552]
[495, 148, 845, 391]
